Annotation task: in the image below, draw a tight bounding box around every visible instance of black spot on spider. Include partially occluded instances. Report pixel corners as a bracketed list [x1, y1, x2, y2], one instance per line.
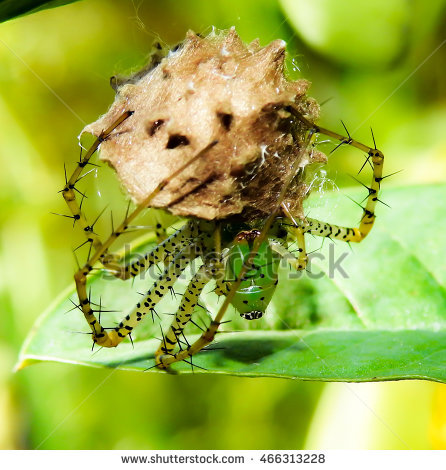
[166, 134, 190, 149]
[217, 112, 233, 131]
[148, 119, 165, 136]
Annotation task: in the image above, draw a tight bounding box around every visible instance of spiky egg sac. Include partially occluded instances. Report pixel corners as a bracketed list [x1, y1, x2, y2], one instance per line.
[83, 27, 326, 221]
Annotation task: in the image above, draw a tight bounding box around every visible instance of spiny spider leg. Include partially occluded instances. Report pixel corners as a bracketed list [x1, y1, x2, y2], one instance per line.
[77, 218, 205, 348]
[106, 241, 203, 346]
[155, 264, 211, 363]
[62, 110, 133, 254]
[287, 104, 384, 242]
[111, 222, 195, 280]
[279, 203, 308, 270]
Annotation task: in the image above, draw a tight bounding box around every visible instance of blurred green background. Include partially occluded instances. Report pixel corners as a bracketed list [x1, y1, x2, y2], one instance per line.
[0, 0, 445, 450]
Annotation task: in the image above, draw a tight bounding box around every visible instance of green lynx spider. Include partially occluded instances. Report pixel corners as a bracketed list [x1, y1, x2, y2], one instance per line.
[62, 110, 384, 371]
[61, 33, 384, 371]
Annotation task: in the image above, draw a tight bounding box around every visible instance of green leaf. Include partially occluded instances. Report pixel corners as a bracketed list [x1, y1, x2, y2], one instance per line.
[17, 184, 446, 382]
[279, 0, 410, 67]
[0, 0, 80, 23]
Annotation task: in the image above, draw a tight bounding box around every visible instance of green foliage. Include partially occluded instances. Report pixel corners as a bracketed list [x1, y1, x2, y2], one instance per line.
[279, 0, 446, 67]
[0, 0, 79, 23]
[18, 184, 446, 382]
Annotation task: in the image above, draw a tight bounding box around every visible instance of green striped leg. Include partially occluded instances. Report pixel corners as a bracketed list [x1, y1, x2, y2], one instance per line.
[296, 137, 383, 243]
[214, 259, 230, 296]
[277, 204, 308, 271]
[72, 217, 194, 348]
[155, 265, 211, 363]
[287, 104, 384, 243]
[106, 245, 202, 346]
[115, 221, 195, 280]
[62, 111, 133, 256]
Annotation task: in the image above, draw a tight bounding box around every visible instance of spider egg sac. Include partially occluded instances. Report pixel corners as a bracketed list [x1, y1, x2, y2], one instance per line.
[82, 27, 326, 221]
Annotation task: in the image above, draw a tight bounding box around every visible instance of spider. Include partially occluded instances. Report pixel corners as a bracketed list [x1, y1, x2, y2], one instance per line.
[61, 28, 384, 371]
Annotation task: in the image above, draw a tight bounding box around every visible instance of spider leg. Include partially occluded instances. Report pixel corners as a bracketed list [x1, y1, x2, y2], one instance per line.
[268, 233, 307, 271]
[156, 319, 221, 370]
[73, 216, 197, 348]
[62, 110, 133, 254]
[272, 204, 308, 270]
[108, 221, 195, 280]
[211, 223, 230, 296]
[287, 105, 384, 242]
[154, 215, 168, 245]
[155, 264, 211, 365]
[108, 244, 202, 346]
[215, 276, 230, 296]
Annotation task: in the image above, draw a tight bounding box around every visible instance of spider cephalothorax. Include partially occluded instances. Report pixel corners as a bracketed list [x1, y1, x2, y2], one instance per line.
[61, 28, 384, 371]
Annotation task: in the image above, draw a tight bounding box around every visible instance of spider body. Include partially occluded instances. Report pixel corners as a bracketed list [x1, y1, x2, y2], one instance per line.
[61, 28, 384, 371]
[224, 229, 280, 320]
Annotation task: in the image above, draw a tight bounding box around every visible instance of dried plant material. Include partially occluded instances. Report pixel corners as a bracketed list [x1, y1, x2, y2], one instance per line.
[83, 27, 326, 220]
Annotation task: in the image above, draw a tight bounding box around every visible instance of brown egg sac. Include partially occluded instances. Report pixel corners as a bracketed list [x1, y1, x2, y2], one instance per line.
[83, 27, 326, 221]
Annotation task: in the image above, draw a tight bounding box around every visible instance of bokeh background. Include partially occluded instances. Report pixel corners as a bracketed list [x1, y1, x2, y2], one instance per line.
[0, 0, 445, 449]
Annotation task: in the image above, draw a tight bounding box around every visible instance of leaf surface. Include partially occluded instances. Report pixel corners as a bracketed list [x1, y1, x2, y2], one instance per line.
[0, 0, 79, 23]
[17, 184, 446, 382]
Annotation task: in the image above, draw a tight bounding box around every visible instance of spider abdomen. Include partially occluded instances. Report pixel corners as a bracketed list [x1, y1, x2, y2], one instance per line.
[225, 230, 280, 319]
